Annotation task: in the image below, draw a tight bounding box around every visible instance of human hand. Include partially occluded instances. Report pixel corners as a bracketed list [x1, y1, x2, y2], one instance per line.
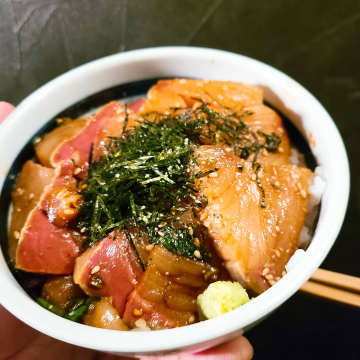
[0, 102, 253, 360]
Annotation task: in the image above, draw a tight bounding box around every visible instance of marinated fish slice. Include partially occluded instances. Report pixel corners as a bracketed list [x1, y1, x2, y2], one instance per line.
[127, 99, 146, 114]
[8, 161, 55, 261]
[194, 145, 311, 294]
[140, 79, 264, 114]
[73, 231, 143, 316]
[41, 275, 84, 309]
[40, 160, 83, 227]
[16, 209, 81, 274]
[122, 245, 214, 329]
[242, 104, 290, 166]
[35, 119, 88, 168]
[14, 160, 82, 274]
[84, 297, 129, 331]
[36, 102, 138, 177]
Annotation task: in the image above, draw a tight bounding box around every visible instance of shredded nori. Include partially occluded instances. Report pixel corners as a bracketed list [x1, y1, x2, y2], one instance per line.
[78, 103, 281, 256]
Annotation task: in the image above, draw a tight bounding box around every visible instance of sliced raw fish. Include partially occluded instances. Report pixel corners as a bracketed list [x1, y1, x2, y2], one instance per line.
[73, 231, 143, 316]
[194, 145, 311, 294]
[122, 245, 214, 329]
[36, 102, 138, 177]
[140, 79, 264, 114]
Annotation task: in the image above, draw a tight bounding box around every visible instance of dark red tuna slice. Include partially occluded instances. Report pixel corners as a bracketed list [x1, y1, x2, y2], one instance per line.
[10, 160, 83, 274]
[8, 161, 55, 262]
[16, 209, 81, 274]
[73, 231, 143, 316]
[52, 102, 136, 178]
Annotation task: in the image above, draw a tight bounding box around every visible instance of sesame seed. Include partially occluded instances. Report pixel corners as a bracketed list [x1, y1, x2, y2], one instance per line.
[277, 127, 284, 135]
[275, 226, 280, 232]
[165, 272, 170, 276]
[262, 267, 270, 276]
[64, 209, 74, 215]
[80, 227, 86, 233]
[158, 222, 166, 228]
[188, 315, 196, 324]
[29, 193, 34, 199]
[263, 148, 269, 156]
[275, 249, 281, 258]
[194, 250, 201, 258]
[222, 85, 229, 90]
[175, 103, 181, 108]
[158, 231, 165, 237]
[203, 221, 210, 228]
[225, 147, 232, 152]
[203, 79, 210, 84]
[196, 82, 203, 87]
[251, 174, 257, 181]
[74, 168, 81, 175]
[81, 184, 88, 189]
[275, 181, 280, 187]
[278, 147, 284, 153]
[13, 231, 20, 240]
[282, 271, 287, 277]
[91, 265, 100, 274]
[202, 269, 206, 273]
[268, 280, 276, 286]
[179, 79, 187, 84]
[164, 111, 170, 115]
[209, 172, 218, 178]
[171, 211, 176, 216]
[188, 227, 193, 235]
[276, 276, 281, 281]
[133, 309, 143, 316]
[146, 244, 154, 252]
[265, 274, 273, 280]
[193, 238, 200, 247]
[300, 189, 307, 199]
[297, 182, 302, 190]
[279, 247, 284, 251]
[135, 318, 147, 328]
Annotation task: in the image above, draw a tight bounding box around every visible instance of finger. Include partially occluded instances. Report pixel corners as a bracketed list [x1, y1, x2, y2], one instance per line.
[140, 335, 253, 360]
[191, 336, 253, 360]
[0, 305, 37, 360]
[0, 101, 15, 123]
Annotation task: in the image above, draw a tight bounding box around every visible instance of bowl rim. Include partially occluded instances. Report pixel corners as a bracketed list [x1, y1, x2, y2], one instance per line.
[0, 46, 350, 354]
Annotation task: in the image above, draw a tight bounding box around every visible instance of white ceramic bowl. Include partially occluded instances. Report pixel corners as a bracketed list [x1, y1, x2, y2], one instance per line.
[0, 47, 349, 357]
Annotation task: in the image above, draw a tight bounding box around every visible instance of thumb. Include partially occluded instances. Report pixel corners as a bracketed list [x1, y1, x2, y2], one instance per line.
[0, 102, 15, 123]
[140, 336, 253, 360]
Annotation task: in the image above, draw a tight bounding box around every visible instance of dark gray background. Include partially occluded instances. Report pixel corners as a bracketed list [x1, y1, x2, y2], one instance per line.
[1, 1, 359, 359]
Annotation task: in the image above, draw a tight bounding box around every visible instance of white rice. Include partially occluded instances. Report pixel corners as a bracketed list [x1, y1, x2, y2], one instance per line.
[288, 147, 326, 250]
[285, 151, 326, 272]
[297, 166, 326, 249]
[289, 147, 306, 167]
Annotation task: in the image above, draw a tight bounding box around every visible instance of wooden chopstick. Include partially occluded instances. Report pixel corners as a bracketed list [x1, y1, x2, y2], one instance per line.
[309, 268, 360, 294]
[299, 268, 360, 307]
